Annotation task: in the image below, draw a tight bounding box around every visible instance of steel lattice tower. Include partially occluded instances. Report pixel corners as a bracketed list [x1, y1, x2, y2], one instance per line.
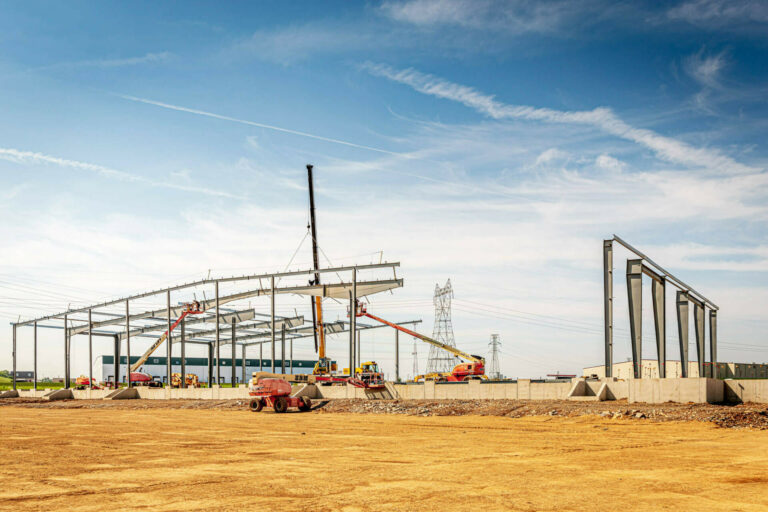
[488, 334, 502, 379]
[411, 340, 419, 379]
[426, 279, 457, 374]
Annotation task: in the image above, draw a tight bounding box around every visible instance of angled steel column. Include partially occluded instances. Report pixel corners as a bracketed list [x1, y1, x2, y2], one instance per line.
[281, 323, 286, 374]
[693, 300, 705, 378]
[241, 344, 246, 385]
[125, 300, 131, 388]
[166, 290, 172, 387]
[603, 239, 613, 377]
[33, 322, 37, 391]
[651, 276, 666, 378]
[12, 324, 17, 391]
[215, 281, 220, 386]
[709, 310, 718, 378]
[88, 309, 93, 389]
[626, 259, 643, 379]
[676, 291, 689, 377]
[181, 317, 186, 388]
[395, 328, 400, 382]
[231, 318, 236, 386]
[64, 314, 69, 389]
[271, 275, 276, 372]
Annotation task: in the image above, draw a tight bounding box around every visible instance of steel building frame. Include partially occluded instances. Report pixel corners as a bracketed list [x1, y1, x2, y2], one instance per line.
[603, 236, 719, 379]
[9, 263, 420, 390]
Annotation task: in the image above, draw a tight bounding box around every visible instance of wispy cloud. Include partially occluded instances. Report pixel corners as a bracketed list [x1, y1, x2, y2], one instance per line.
[364, 62, 759, 174]
[0, 148, 242, 199]
[667, 0, 768, 28]
[119, 94, 409, 158]
[684, 49, 728, 112]
[35, 51, 173, 71]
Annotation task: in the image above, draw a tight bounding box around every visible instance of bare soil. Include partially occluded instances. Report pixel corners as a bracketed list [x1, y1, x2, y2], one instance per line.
[1, 399, 768, 511]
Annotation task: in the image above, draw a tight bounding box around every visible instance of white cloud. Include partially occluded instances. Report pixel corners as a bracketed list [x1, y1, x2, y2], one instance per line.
[0, 147, 242, 199]
[364, 62, 760, 174]
[685, 50, 727, 88]
[595, 154, 625, 172]
[667, 0, 768, 27]
[535, 148, 568, 166]
[36, 52, 173, 71]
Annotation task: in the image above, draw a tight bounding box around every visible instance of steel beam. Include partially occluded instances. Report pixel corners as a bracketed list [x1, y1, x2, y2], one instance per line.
[651, 275, 666, 378]
[626, 259, 643, 379]
[18, 262, 401, 328]
[709, 310, 718, 379]
[603, 239, 613, 378]
[693, 300, 705, 378]
[676, 291, 689, 378]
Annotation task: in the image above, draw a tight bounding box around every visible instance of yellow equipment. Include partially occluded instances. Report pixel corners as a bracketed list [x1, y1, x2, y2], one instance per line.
[170, 372, 199, 388]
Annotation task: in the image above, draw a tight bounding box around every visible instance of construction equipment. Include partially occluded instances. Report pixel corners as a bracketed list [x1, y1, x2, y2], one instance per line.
[129, 301, 204, 373]
[129, 371, 163, 387]
[248, 376, 312, 413]
[170, 372, 199, 388]
[354, 302, 487, 382]
[74, 375, 103, 390]
[344, 361, 385, 389]
[306, 164, 334, 376]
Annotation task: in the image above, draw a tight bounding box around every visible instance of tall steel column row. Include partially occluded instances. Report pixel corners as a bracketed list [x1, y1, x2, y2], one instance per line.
[604, 238, 719, 379]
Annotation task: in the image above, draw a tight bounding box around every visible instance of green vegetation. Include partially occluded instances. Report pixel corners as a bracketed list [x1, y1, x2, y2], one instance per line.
[0, 381, 66, 391]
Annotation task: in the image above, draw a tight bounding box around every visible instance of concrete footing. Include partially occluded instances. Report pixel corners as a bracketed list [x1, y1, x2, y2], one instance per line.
[43, 389, 74, 401]
[0, 390, 19, 398]
[104, 387, 139, 400]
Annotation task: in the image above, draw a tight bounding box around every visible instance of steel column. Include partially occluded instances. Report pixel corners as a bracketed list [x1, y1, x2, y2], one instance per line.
[260, 344, 263, 372]
[651, 277, 666, 378]
[64, 314, 69, 389]
[356, 330, 361, 369]
[395, 328, 399, 382]
[166, 290, 172, 387]
[231, 318, 236, 386]
[350, 268, 357, 373]
[181, 317, 186, 388]
[709, 310, 718, 379]
[114, 334, 120, 385]
[676, 291, 689, 378]
[88, 309, 93, 389]
[125, 301, 131, 387]
[693, 300, 705, 378]
[271, 275, 276, 372]
[207, 342, 214, 387]
[12, 324, 17, 391]
[626, 259, 643, 379]
[603, 239, 613, 378]
[281, 323, 286, 374]
[215, 281, 220, 386]
[290, 338, 293, 375]
[241, 344, 246, 385]
[33, 322, 37, 390]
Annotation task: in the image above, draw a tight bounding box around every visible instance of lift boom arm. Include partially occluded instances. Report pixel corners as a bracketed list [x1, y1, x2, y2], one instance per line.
[129, 305, 203, 372]
[356, 304, 484, 364]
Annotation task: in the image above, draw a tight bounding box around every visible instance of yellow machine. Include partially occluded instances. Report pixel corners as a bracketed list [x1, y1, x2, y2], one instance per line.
[170, 372, 199, 388]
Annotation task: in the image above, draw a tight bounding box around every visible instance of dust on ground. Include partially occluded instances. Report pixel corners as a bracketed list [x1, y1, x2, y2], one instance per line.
[3, 397, 768, 429]
[1, 404, 767, 511]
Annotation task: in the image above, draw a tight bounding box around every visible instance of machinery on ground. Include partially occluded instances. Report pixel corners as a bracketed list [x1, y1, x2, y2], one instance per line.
[248, 377, 312, 413]
[344, 361, 386, 389]
[129, 371, 163, 387]
[74, 375, 103, 390]
[129, 301, 204, 374]
[353, 302, 487, 382]
[170, 373, 199, 388]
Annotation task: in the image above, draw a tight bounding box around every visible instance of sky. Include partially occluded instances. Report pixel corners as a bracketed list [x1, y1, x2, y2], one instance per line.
[1, 0, 767, 380]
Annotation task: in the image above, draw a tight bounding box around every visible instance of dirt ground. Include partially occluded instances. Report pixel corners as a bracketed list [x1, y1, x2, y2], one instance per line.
[1, 400, 768, 511]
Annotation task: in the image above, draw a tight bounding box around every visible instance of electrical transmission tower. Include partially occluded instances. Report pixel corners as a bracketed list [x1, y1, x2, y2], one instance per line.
[488, 334, 502, 379]
[426, 279, 457, 374]
[411, 340, 419, 379]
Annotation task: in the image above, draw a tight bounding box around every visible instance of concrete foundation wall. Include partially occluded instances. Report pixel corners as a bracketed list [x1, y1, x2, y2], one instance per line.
[724, 380, 768, 403]
[627, 378, 724, 404]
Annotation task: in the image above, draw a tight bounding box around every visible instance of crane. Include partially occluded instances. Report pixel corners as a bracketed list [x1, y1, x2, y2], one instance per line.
[353, 302, 487, 382]
[129, 301, 204, 374]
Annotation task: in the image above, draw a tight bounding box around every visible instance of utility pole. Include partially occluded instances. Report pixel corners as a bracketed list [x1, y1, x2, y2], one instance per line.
[411, 339, 419, 380]
[488, 334, 502, 379]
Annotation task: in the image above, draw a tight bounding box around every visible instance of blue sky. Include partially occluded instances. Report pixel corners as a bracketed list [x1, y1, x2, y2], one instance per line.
[1, 0, 767, 379]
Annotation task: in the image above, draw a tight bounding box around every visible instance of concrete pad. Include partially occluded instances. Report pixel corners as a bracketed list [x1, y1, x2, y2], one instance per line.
[44, 389, 74, 401]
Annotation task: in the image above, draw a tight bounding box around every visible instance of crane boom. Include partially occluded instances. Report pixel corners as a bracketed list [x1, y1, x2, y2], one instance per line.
[355, 303, 484, 364]
[129, 303, 203, 372]
[306, 164, 326, 358]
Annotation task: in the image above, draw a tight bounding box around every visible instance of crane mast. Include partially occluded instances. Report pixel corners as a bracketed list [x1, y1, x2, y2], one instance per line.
[307, 164, 328, 368]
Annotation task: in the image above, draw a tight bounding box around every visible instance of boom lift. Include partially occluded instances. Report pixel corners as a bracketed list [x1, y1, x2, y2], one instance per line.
[128, 301, 204, 385]
[354, 302, 487, 382]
